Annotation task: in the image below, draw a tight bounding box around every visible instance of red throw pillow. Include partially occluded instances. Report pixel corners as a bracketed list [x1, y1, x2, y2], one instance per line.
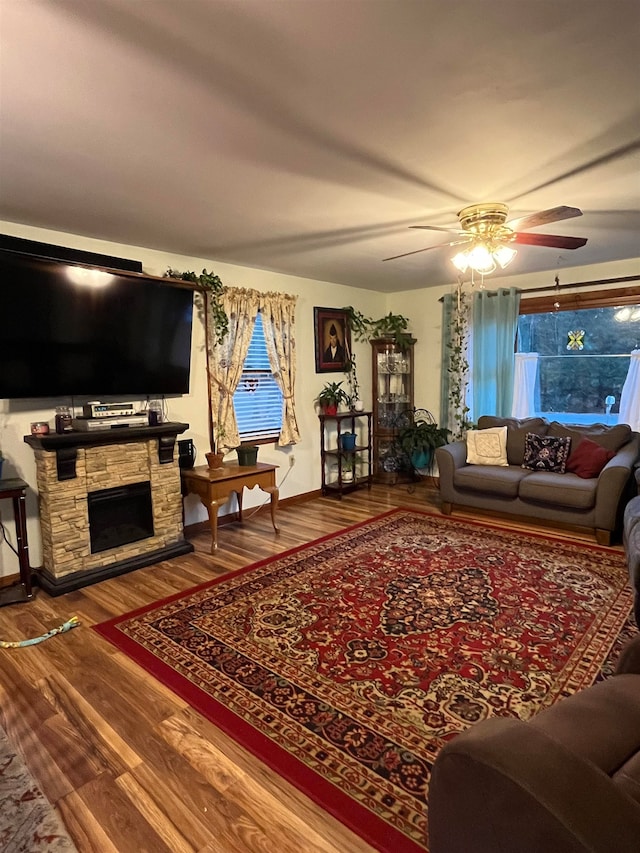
[566, 437, 615, 479]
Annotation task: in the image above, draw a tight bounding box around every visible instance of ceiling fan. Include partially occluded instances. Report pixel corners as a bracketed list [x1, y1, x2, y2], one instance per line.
[383, 203, 588, 274]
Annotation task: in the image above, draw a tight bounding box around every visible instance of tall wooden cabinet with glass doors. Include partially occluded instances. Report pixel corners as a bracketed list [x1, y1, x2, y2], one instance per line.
[371, 336, 416, 482]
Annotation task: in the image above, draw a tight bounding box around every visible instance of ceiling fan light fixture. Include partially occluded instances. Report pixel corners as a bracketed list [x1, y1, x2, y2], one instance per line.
[451, 241, 516, 275]
[493, 244, 517, 269]
[451, 250, 470, 273]
[468, 244, 496, 274]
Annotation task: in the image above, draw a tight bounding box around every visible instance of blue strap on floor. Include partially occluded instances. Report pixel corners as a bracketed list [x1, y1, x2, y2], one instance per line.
[0, 616, 80, 648]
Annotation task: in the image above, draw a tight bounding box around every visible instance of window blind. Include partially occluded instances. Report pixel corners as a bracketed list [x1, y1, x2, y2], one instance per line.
[234, 313, 283, 441]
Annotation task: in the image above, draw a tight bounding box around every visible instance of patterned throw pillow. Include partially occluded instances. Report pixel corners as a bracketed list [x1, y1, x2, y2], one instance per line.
[466, 426, 509, 466]
[522, 433, 572, 473]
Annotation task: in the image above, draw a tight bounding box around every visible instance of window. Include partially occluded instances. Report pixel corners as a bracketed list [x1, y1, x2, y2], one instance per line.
[233, 312, 283, 442]
[517, 288, 640, 425]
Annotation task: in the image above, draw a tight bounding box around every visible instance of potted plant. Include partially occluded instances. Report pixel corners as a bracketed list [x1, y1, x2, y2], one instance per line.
[342, 306, 413, 349]
[397, 418, 450, 471]
[338, 451, 356, 483]
[206, 424, 229, 469]
[316, 381, 350, 415]
[237, 443, 259, 466]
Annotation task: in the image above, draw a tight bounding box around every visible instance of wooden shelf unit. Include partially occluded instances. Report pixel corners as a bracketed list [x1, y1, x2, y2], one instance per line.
[319, 411, 373, 498]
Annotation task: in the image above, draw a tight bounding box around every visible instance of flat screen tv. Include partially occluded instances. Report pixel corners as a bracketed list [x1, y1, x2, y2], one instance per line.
[0, 251, 194, 399]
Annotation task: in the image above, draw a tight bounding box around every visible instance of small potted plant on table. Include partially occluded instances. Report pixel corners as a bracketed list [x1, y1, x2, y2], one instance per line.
[206, 425, 229, 469]
[237, 443, 259, 466]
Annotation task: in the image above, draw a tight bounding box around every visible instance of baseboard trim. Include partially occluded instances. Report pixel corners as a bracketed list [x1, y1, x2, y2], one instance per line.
[183, 488, 323, 537]
[35, 540, 194, 596]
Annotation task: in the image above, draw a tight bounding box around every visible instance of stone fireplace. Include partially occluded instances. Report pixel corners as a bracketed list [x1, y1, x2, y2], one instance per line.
[25, 423, 193, 595]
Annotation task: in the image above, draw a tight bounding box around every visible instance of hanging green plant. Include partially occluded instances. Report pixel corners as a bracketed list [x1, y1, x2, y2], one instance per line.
[165, 268, 229, 344]
[342, 306, 412, 349]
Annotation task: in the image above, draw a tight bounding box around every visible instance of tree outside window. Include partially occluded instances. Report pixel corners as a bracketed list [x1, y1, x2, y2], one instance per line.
[517, 303, 640, 423]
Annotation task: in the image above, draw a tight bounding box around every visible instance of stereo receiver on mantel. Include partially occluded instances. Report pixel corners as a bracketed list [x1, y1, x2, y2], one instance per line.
[73, 414, 149, 431]
[82, 402, 136, 418]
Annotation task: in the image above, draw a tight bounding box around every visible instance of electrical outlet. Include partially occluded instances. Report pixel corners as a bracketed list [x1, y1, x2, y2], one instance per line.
[289, 455, 295, 468]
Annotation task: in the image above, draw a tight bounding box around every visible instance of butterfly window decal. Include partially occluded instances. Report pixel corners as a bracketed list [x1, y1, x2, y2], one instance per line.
[567, 329, 585, 351]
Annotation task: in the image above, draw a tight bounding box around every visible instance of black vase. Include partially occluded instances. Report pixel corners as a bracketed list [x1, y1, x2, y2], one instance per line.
[178, 438, 196, 469]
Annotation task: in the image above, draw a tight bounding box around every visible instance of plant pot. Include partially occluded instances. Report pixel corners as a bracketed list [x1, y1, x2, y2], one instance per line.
[323, 404, 338, 416]
[237, 445, 259, 466]
[205, 451, 225, 469]
[352, 399, 365, 412]
[411, 449, 433, 470]
[341, 468, 354, 483]
[340, 432, 357, 451]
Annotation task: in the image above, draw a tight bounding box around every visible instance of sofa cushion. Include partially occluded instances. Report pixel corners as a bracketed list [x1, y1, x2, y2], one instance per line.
[454, 464, 529, 497]
[466, 427, 508, 466]
[519, 471, 597, 509]
[548, 421, 632, 453]
[566, 437, 616, 478]
[477, 416, 549, 465]
[523, 433, 572, 473]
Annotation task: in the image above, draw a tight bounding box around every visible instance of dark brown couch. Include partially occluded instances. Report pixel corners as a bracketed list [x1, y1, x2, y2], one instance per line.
[436, 417, 640, 545]
[428, 634, 640, 853]
[624, 469, 640, 624]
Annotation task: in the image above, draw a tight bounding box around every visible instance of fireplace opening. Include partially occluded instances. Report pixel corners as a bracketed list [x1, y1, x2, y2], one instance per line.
[88, 481, 154, 554]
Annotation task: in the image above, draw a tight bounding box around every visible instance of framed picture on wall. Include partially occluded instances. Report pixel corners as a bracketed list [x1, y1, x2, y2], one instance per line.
[314, 307, 351, 373]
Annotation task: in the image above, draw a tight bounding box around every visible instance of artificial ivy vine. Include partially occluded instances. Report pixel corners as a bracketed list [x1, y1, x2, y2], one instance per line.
[165, 268, 229, 344]
[447, 281, 472, 440]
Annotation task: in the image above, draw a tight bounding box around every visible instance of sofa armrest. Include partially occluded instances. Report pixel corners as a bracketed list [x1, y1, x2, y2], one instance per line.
[435, 441, 467, 472]
[616, 634, 640, 675]
[435, 442, 468, 506]
[429, 717, 640, 853]
[595, 435, 640, 532]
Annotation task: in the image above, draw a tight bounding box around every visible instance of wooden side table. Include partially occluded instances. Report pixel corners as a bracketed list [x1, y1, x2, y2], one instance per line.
[0, 478, 33, 605]
[181, 462, 280, 553]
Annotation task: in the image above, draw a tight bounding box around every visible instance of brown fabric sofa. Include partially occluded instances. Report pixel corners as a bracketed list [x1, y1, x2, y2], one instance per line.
[428, 634, 640, 853]
[436, 416, 640, 545]
[624, 469, 640, 624]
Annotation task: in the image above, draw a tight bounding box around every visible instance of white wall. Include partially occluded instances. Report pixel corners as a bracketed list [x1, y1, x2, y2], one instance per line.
[0, 220, 387, 576]
[0, 218, 638, 577]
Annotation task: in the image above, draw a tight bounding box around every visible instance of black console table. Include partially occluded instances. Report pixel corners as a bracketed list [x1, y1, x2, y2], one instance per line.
[0, 478, 33, 605]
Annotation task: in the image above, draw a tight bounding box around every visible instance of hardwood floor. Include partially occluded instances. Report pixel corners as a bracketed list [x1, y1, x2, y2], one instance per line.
[0, 483, 611, 853]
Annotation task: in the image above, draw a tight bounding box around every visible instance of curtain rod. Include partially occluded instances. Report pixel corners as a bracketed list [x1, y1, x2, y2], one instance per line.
[523, 273, 639, 295]
[438, 273, 639, 301]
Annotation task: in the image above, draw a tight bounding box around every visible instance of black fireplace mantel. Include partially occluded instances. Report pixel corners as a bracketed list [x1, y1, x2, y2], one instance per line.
[25, 421, 189, 480]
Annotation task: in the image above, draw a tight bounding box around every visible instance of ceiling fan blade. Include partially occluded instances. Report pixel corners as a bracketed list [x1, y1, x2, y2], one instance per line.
[409, 225, 465, 234]
[383, 238, 470, 262]
[512, 232, 588, 249]
[507, 205, 583, 231]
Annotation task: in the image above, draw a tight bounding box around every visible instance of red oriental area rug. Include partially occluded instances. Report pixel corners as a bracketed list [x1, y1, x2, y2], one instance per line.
[94, 510, 634, 852]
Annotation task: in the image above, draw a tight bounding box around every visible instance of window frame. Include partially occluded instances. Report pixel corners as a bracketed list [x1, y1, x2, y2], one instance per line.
[519, 285, 640, 315]
[517, 284, 640, 423]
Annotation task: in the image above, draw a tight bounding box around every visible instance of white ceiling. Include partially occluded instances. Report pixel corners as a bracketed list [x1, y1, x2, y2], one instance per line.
[1, 0, 639, 292]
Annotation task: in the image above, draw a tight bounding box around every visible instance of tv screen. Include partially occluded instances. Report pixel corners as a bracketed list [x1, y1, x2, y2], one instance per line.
[0, 251, 194, 399]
